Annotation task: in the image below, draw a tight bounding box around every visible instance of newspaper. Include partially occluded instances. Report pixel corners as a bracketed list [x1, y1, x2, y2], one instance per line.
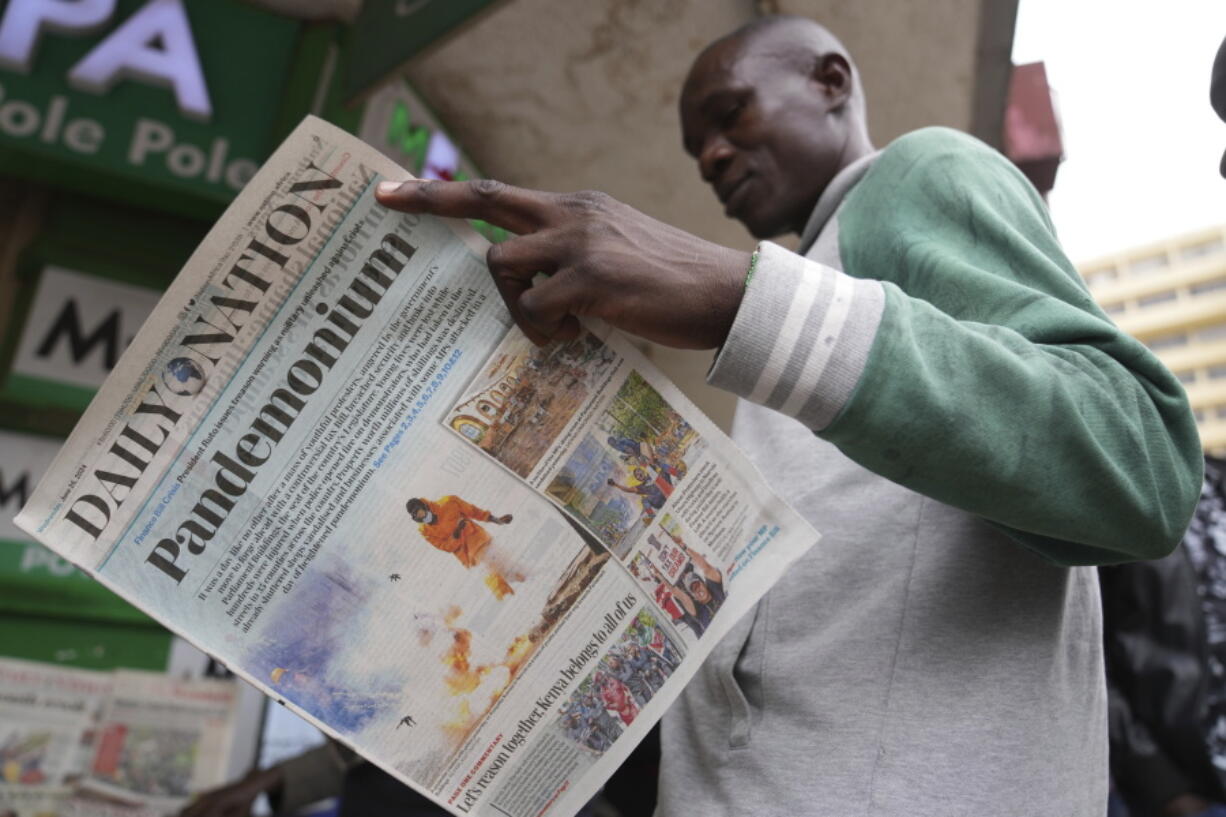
[0, 660, 236, 817]
[80, 672, 236, 813]
[0, 658, 108, 814]
[16, 116, 818, 817]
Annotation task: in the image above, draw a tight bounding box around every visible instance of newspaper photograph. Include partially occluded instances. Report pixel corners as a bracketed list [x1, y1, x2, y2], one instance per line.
[15, 116, 818, 817]
[79, 672, 236, 813]
[0, 658, 109, 815]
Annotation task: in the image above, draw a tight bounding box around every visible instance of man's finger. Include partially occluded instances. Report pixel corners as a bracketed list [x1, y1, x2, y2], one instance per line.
[484, 234, 567, 345]
[518, 269, 586, 342]
[375, 178, 557, 235]
[486, 233, 560, 286]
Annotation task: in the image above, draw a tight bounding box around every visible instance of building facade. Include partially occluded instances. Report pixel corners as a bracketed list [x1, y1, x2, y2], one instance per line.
[1080, 224, 1226, 452]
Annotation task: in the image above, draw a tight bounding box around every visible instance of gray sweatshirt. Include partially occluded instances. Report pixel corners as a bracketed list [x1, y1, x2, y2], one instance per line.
[653, 131, 1146, 816]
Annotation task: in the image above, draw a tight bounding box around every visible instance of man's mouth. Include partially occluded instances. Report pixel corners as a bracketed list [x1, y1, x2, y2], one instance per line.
[717, 174, 752, 214]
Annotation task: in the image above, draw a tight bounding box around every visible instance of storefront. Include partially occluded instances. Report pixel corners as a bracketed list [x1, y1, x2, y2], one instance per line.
[0, 1, 499, 805]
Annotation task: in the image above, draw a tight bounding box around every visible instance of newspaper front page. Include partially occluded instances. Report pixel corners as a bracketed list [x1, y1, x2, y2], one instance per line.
[16, 116, 818, 817]
[0, 658, 108, 816]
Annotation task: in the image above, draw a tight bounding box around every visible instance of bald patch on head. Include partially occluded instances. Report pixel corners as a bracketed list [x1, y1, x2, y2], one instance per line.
[682, 15, 865, 119]
[711, 15, 847, 67]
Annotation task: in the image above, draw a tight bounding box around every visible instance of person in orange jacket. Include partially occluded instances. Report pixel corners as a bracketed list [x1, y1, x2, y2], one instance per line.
[405, 496, 528, 594]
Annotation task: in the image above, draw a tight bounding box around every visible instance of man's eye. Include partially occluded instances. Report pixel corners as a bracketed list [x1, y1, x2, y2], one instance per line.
[720, 102, 744, 128]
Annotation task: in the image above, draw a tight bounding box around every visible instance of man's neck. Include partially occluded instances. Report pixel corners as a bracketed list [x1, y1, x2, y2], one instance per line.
[790, 130, 875, 236]
[795, 138, 880, 254]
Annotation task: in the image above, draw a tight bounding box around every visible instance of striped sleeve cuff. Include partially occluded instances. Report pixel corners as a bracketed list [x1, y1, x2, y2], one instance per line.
[708, 241, 885, 431]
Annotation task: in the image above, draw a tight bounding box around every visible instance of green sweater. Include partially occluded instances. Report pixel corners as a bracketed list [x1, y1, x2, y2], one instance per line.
[677, 126, 1146, 817]
[722, 127, 1202, 566]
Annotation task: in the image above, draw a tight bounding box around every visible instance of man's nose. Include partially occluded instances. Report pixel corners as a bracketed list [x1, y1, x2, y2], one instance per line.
[699, 137, 735, 182]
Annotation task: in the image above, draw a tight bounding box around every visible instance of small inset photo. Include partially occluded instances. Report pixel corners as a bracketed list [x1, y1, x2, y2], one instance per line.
[545, 371, 705, 557]
[445, 330, 619, 478]
[554, 609, 684, 755]
[627, 519, 726, 641]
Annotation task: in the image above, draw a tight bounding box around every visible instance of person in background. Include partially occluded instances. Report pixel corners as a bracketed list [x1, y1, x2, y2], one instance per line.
[1102, 42, 1226, 817]
[1103, 458, 1226, 817]
[1212, 33, 1226, 177]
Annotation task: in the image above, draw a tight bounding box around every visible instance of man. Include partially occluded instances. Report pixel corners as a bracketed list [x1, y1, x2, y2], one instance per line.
[676, 542, 724, 634]
[606, 433, 649, 461]
[1101, 458, 1226, 817]
[606, 472, 668, 516]
[377, 15, 1202, 816]
[633, 557, 704, 638]
[405, 496, 527, 592]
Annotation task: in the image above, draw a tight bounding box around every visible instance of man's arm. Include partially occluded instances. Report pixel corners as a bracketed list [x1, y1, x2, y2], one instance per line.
[447, 496, 495, 524]
[179, 742, 351, 817]
[606, 478, 639, 495]
[375, 136, 1201, 565]
[710, 129, 1201, 564]
[375, 181, 749, 350]
[677, 541, 720, 582]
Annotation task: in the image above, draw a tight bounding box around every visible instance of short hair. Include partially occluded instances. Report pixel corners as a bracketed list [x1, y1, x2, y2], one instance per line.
[406, 498, 428, 517]
[698, 14, 866, 120]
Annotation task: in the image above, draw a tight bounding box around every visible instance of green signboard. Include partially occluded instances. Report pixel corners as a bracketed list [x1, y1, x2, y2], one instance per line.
[0, 427, 169, 670]
[0, 195, 204, 421]
[0, 0, 302, 217]
[0, 428, 154, 625]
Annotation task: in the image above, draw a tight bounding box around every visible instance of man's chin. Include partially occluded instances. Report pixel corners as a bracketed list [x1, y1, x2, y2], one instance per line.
[738, 212, 790, 241]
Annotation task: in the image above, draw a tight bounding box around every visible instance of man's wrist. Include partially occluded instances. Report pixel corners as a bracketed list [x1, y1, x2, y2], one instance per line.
[744, 249, 760, 290]
[254, 764, 286, 807]
[694, 245, 752, 349]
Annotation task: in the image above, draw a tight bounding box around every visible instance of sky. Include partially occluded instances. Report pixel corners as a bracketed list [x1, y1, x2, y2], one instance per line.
[1011, 1, 1226, 263]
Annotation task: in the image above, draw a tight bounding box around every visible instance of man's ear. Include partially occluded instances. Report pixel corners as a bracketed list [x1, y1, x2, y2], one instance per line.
[812, 53, 853, 109]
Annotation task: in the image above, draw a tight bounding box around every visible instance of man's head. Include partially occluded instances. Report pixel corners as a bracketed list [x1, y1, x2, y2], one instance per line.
[406, 498, 433, 524]
[680, 16, 872, 238]
[687, 571, 712, 603]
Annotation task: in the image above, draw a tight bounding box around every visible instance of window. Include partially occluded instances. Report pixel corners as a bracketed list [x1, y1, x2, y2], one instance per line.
[1149, 332, 1189, 351]
[1191, 277, 1226, 296]
[1130, 253, 1170, 276]
[1084, 267, 1118, 287]
[1101, 302, 1126, 315]
[1195, 409, 1207, 422]
[1195, 322, 1226, 343]
[1216, 405, 1226, 420]
[1209, 365, 1226, 380]
[1137, 290, 1177, 308]
[1180, 237, 1225, 261]
[1175, 369, 1198, 384]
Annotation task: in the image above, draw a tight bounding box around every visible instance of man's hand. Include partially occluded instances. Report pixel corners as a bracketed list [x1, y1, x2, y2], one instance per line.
[374, 180, 751, 349]
[453, 518, 467, 538]
[494, 514, 513, 524]
[178, 766, 283, 817]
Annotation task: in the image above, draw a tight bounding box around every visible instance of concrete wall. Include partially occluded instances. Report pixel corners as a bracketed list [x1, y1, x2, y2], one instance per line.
[403, 0, 1014, 430]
